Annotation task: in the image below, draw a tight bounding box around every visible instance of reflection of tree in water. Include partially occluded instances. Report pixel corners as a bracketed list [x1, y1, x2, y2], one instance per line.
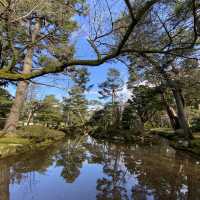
[0, 136, 88, 199]
[0, 144, 60, 200]
[0, 162, 10, 200]
[86, 139, 200, 200]
[0, 136, 200, 200]
[123, 144, 200, 200]
[13, 148, 56, 174]
[85, 140, 108, 164]
[86, 141, 129, 200]
[96, 149, 128, 200]
[56, 136, 87, 183]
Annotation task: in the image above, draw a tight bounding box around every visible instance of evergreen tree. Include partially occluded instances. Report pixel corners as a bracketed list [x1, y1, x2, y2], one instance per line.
[121, 104, 137, 130]
[98, 68, 123, 126]
[0, 87, 12, 128]
[63, 86, 88, 127]
[2, 0, 87, 132]
[89, 103, 113, 131]
[129, 85, 163, 129]
[36, 95, 62, 128]
[63, 67, 90, 127]
[98, 68, 123, 105]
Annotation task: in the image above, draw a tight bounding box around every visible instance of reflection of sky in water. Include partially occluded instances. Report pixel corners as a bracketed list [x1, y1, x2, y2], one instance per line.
[3, 137, 200, 200]
[10, 161, 103, 200]
[10, 161, 140, 200]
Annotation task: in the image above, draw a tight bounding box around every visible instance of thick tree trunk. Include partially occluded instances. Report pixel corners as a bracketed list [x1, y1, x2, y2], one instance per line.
[4, 80, 29, 132]
[160, 92, 180, 130]
[172, 88, 193, 139]
[4, 21, 40, 132]
[161, 70, 193, 140]
[166, 105, 180, 130]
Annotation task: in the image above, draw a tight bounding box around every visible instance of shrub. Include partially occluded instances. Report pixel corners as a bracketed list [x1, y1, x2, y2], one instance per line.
[191, 117, 200, 132]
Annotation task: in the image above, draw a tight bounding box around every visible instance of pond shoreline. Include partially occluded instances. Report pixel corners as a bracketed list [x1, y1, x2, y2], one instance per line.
[89, 128, 200, 158]
[1, 126, 200, 160]
[0, 125, 65, 159]
[2, 134, 200, 200]
[150, 128, 200, 157]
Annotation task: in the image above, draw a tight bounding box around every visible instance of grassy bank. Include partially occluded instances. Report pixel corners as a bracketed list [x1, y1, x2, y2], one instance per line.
[0, 125, 65, 159]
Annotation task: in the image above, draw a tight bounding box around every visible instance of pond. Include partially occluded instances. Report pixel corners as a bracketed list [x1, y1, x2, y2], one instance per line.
[1, 136, 200, 200]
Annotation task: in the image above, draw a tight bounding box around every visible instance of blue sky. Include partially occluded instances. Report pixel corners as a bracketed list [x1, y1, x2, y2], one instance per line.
[7, 47, 128, 101]
[7, 0, 129, 102]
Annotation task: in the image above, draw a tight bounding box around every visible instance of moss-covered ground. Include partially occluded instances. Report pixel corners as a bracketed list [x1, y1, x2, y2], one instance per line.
[0, 125, 65, 158]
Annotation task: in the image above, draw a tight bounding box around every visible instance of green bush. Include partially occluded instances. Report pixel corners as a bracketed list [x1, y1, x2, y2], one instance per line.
[191, 139, 200, 148]
[191, 117, 200, 132]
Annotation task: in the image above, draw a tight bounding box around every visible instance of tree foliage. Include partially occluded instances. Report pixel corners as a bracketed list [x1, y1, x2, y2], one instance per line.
[35, 95, 62, 127]
[0, 87, 12, 119]
[63, 67, 90, 127]
[0, 87, 12, 128]
[130, 85, 163, 125]
[98, 68, 123, 103]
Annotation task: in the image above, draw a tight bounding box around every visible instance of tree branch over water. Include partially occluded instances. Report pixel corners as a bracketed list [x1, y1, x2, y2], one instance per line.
[0, 0, 159, 81]
[0, 0, 199, 81]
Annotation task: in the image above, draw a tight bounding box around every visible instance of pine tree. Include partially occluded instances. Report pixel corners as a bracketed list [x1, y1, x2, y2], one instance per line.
[36, 95, 62, 128]
[63, 67, 89, 127]
[98, 68, 123, 105]
[2, 0, 86, 132]
[0, 87, 12, 128]
[98, 68, 123, 126]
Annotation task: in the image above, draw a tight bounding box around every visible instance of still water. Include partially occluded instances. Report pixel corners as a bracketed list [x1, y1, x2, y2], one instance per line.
[0, 136, 200, 200]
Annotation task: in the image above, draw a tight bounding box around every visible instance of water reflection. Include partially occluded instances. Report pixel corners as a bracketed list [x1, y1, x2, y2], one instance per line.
[0, 145, 57, 200]
[55, 136, 86, 183]
[0, 162, 10, 200]
[0, 136, 200, 200]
